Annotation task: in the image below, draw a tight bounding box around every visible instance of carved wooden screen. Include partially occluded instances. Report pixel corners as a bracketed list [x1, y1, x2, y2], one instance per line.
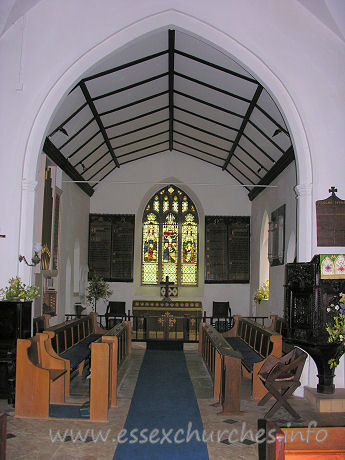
[205, 216, 250, 283]
[141, 185, 198, 286]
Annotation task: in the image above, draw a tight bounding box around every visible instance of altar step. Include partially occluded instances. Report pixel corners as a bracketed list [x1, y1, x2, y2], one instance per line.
[304, 386, 345, 412]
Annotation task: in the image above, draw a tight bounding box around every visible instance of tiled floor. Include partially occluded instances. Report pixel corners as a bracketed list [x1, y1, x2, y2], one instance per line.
[1, 342, 345, 459]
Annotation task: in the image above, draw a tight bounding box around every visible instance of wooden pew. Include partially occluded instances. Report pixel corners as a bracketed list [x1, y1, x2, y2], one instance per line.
[101, 321, 132, 409]
[42, 312, 105, 396]
[15, 335, 66, 418]
[33, 314, 51, 334]
[199, 322, 242, 414]
[223, 315, 282, 399]
[261, 420, 345, 459]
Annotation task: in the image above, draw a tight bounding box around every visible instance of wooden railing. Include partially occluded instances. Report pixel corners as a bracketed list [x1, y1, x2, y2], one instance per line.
[199, 322, 242, 414]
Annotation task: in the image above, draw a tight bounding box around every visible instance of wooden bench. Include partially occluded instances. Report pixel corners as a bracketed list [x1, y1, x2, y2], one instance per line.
[223, 315, 282, 399]
[33, 314, 51, 334]
[269, 314, 294, 354]
[199, 322, 242, 414]
[15, 334, 67, 418]
[259, 420, 345, 459]
[42, 312, 105, 396]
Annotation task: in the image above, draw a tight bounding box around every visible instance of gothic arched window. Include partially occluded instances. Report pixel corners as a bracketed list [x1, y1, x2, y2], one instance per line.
[142, 185, 198, 286]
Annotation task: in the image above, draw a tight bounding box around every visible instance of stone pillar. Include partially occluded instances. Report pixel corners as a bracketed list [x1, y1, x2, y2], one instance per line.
[294, 183, 313, 263]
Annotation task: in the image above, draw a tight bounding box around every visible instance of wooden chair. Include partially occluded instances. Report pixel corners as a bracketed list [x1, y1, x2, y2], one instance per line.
[105, 301, 126, 329]
[257, 347, 307, 420]
[211, 301, 234, 332]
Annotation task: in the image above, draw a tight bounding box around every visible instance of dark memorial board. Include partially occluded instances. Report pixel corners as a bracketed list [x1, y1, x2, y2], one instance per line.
[89, 214, 134, 281]
[205, 216, 250, 283]
[316, 187, 345, 247]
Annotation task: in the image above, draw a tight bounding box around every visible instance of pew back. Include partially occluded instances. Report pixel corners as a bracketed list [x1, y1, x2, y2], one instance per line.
[262, 420, 345, 459]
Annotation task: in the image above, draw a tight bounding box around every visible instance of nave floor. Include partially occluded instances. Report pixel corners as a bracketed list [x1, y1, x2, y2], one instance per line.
[1, 342, 345, 460]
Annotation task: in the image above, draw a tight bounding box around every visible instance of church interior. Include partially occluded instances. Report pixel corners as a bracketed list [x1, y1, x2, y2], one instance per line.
[0, 1, 345, 459]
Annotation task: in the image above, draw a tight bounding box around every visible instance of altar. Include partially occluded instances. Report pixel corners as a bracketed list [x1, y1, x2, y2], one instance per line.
[132, 300, 202, 342]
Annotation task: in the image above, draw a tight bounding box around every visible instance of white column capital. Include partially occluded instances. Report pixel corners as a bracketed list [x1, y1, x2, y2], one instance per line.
[22, 178, 38, 192]
[294, 183, 312, 198]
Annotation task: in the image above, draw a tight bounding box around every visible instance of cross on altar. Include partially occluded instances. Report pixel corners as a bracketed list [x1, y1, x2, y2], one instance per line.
[160, 275, 174, 301]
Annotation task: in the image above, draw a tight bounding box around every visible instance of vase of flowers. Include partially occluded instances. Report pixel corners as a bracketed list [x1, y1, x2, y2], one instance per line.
[86, 273, 113, 312]
[254, 280, 269, 303]
[0, 276, 40, 302]
[326, 292, 345, 369]
[0, 277, 40, 345]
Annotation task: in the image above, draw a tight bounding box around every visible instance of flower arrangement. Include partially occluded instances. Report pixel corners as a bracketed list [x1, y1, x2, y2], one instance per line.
[254, 280, 269, 303]
[0, 276, 40, 302]
[326, 292, 345, 368]
[86, 273, 113, 311]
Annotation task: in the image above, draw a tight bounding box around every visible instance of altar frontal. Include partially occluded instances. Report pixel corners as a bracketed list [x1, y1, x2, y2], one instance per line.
[132, 300, 202, 342]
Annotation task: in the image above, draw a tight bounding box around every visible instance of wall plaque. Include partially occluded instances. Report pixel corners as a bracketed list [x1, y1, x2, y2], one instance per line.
[88, 214, 135, 281]
[205, 216, 250, 283]
[268, 204, 285, 266]
[316, 187, 345, 247]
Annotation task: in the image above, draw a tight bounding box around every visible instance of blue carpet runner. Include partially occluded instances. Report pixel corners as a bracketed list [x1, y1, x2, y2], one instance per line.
[113, 349, 209, 460]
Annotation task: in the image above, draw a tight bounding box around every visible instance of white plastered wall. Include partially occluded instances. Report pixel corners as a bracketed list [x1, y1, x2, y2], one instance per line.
[0, 0, 344, 390]
[251, 162, 297, 318]
[90, 150, 251, 317]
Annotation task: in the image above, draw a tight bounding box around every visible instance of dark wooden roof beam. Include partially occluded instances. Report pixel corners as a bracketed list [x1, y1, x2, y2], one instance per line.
[174, 130, 229, 154]
[120, 148, 170, 167]
[174, 106, 239, 133]
[248, 147, 295, 201]
[58, 118, 94, 150]
[67, 130, 101, 159]
[175, 71, 251, 103]
[175, 49, 257, 84]
[108, 119, 169, 141]
[92, 72, 169, 101]
[111, 130, 169, 151]
[48, 103, 87, 137]
[168, 29, 175, 151]
[174, 90, 244, 119]
[256, 104, 289, 136]
[43, 138, 94, 196]
[100, 90, 169, 117]
[81, 151, 110, 175]
[82, 50, 168, 83]
[241, 133, 275, 162]
[174, 140, 225, 161]
[222, 85, 263, 170]
[117, 140, 169, 159]
[236, 144, 269, 172]
[174, 119, 234, 144]
[105, 106, 168, 130]
[80, 81, 120, 168]
[248, 120, 285, 154]
[74, 141, 105, 167]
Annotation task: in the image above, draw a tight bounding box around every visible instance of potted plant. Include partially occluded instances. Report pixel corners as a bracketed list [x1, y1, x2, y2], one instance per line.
[254, 280, 269, 304]
[326, 292, 345, 369]
[86, 273, 113, 312]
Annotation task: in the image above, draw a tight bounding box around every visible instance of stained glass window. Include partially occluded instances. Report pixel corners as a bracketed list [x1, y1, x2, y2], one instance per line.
[141, 185, 198, 286]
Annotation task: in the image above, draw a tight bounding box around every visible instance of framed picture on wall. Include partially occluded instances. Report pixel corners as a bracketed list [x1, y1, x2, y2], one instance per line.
[268, 204, 285, 266]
